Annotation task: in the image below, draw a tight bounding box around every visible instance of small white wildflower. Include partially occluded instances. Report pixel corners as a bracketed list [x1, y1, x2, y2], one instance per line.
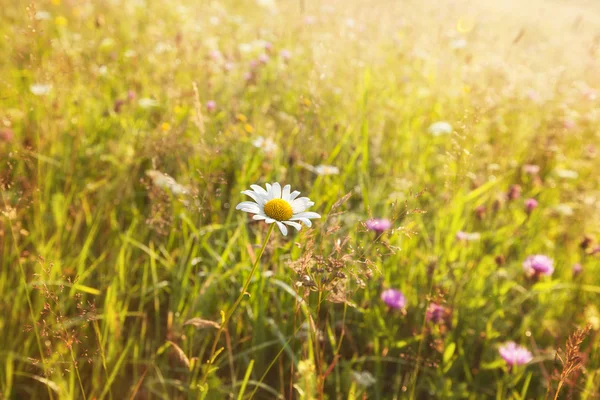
[554, 204, 574, 216]
[191, 257, 202, 266]
[252, 136, 278, 155]
[314, 164, 340, 176]
[555, 169, 578, 180]
[428, 121, 453, 136]
[138, 98, 159, 108]
[239, 43, 253, 54]
[456, 231, 481, 241]
[351, 371, 376, 388]
[30, 84, 52, 96]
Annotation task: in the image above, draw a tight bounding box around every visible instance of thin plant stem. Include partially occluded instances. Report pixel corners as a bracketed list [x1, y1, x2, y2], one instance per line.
[409, 266, 436, 400]
[199, 223, 275, 393]
[316, 289, 324, 399]
[93, 320, 112, 400]
[553, 382, 564, 400]
[70, 348, 87, 400]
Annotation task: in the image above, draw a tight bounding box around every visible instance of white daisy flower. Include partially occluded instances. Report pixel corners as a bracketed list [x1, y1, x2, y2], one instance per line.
[236, 182, 321, 236]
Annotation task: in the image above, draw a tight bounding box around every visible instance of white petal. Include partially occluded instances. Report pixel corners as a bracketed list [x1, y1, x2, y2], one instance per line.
[265, 217, 276, 224]
[241, 206, 261, 214]
[241, 190, 263, 204]
[289, 191, 301, 201]
[236, 201, 259, 210]
[282, 185, 291, 201]
[283, 221, 302, 231]
[291, 198, 314, 213]
[276, 221, 288, 236]
[290, 217, 312, 227]
[253, 214, 268, 220]
[250, 184, 268, 196]
[292, 211, 321, 220]
[271, 182, 282, 199]
[291, 203, 307, 214]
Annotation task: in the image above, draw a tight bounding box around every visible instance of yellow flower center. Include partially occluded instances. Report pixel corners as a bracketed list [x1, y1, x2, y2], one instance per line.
[263, 198, 293, 221]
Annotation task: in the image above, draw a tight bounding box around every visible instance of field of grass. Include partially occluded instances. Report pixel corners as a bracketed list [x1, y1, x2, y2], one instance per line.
[1, 0, 600, 398]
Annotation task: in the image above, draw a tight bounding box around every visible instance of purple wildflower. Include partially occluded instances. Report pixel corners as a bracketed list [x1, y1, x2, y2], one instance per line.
[209, 50, 222, 62]
[525, 198, 538, 214]
[127, 89, 137, 101]
[507, 184, 522, 201]
[474, 205, 486, 219]
[523, 255, 554, 278]
[0, 128, 14, 143]
[206, 100, 216, 112]
[572, 263, 583, 277]
[365, 218, 392, 234]
[280, 49, 291, 61]
[426, 303, 448, 324]
[562, 118, 576, 130]
[381, 289, 406, 310]
[258, 53, 270, 64]
[499, 342, 533, 366]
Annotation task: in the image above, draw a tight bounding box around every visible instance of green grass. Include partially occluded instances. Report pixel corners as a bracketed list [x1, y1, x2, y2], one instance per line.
[1, 0, 600, 398]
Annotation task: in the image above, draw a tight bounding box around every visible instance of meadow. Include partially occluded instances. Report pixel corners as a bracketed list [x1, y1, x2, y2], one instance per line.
[1, 0, 600, 398]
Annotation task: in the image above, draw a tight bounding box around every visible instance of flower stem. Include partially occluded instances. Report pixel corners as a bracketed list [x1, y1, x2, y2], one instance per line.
[199, 223, 275, 393]
[553, 382, 564, 400]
